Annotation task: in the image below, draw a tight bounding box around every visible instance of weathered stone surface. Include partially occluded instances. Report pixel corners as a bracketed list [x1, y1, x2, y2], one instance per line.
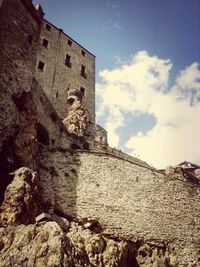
[66, 222, 135, 267]
[136, 243, 178, 267]
[39, 150, 200, 265]
[13, 92, 38, 170]
[63, 89, 89, 136]
[194, 169, 200, 179]
[0, 167, 40, 226]
[0, 218, 182, 267]
[0, 222, 66, 267]
[0, 0, 42, 149]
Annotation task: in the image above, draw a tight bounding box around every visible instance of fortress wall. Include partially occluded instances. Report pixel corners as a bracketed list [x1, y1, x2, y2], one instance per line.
[40, 150, 200, 265]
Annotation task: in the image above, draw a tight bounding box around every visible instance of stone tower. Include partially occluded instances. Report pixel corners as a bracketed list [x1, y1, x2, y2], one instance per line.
[35, 19, 95, 122]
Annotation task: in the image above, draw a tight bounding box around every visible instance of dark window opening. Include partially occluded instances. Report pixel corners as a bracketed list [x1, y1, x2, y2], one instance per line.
[71, 143, 81, 149]
[28, 35, 33, 45]
[42, 38, 49, 48]
[38, 60, 45, 71]
[46, 24, 51, 31]
[81, 50, 86, 56]
[56, 92, 58, 98]
[65, 54, 72, 68]
[80, 87, 85, 96]
[37, 123, 50, 146]
[50, 112, 57, 122]
[68, 39, 72, 46]
[81, 65, 87, 78]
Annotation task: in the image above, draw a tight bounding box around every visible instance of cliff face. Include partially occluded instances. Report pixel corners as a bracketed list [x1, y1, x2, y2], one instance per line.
[0, 0, 200, 266]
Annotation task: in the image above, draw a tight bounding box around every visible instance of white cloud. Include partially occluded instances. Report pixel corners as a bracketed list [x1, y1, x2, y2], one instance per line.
[171, 62, 200, 104]
[96, 51, 200, 168]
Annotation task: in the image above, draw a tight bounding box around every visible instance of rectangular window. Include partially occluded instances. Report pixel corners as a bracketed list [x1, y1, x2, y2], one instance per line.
[65, 54, 72, 68]
[81, 65, 87, 78]
[38, 60, 45, 71]
[28, 35, 33, 45]
[68, 39, 72, 46]
[45, 24, 51, 31]
[42, 38, 49, 48]
[81, 50, 86, 57]
[80, 86, 85, 95]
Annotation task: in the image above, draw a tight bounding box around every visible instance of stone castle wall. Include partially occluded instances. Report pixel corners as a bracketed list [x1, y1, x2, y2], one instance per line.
[35, 19, 95, 121]
[39, 150, 200, 266]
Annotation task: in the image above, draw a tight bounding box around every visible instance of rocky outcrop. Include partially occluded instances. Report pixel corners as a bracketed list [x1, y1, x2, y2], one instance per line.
[13, 92, 38, 170]
[0, 167, 40, 226]
[0, 218, 181, 267]
[63, 89, 88, 137]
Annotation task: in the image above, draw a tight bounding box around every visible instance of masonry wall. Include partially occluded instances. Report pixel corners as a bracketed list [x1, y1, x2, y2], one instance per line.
[35, 19, 95, 121]
[39, 150, 200, 266]
[0, 0, 42, 148]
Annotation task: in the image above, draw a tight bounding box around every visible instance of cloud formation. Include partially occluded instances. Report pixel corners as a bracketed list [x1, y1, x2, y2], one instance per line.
[96, 51, 200, 168]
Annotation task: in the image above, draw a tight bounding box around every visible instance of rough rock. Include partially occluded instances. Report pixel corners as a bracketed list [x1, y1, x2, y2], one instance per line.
[194, 169, 200, 180]
[63, 90, 88, 136]
[66, 222, 134, 266]
[136, 243, 178, 267]
[0, 218, 182, 267]
[0, 167, 40, 226]
[13, 92, 38, 170]
[0, 220, 131, 267]
[0, 222, 67, 267]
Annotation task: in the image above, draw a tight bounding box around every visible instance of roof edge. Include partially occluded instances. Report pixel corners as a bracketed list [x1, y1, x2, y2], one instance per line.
[43, 18, 96, 58]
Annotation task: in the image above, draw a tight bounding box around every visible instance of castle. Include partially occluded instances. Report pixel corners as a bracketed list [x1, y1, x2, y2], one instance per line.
[35, 17, 95, 122]
[0, 0, 200, 266]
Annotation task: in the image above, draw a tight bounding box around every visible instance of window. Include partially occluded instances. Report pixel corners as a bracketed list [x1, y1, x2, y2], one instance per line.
[81, 50, 86, 57]
[28, 35, 33, 45]
[42, 38, 49, 48]
[81, 65, 87, 78]
[38, 60, 45, 71]
[80, 87, 85, 95]
[56, 92, 58, 98]
[68, 39, 72, 46]
[46, 24, 51, 31]
[65, 54, 72, 68]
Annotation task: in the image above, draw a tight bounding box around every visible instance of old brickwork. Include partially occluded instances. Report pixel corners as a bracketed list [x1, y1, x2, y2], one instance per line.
[39, 150, 200, 266]
[35, 19, 95, 121]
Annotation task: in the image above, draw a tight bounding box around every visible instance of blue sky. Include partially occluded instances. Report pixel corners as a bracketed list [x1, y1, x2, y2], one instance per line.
[33, 0, 200, 168]
[33, 0, 200, 79]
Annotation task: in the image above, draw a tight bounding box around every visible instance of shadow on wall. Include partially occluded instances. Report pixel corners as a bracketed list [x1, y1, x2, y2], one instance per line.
[38, 146, 81, 218]
[0, 138, 19, 205]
